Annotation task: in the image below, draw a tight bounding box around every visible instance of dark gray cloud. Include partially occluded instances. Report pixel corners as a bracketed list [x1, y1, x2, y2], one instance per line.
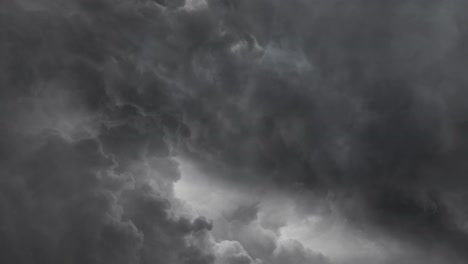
[2, 0, 468, 263]
[0, 2, 215, 263]
[0, 131, 215, 264]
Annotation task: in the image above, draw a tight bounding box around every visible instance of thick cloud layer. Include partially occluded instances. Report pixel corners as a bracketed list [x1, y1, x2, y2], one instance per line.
[1, 0, 468, 263]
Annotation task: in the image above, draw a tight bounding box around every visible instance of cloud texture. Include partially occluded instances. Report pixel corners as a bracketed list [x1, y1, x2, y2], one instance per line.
[1, 0, 468, 263]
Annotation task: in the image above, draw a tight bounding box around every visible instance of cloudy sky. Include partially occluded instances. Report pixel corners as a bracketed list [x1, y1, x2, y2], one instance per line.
[2, 0, 468, 263]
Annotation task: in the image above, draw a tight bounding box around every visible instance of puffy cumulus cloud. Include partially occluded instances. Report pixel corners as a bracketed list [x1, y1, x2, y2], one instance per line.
[2, 0, 468, 263]
[0, 132, 215, 264]
[219, 213, 277, 261]
[273, 239, 330, 264]
[176, 153, 468, 263]
[213, 241, 260, 264]
[174, 166, 331, 264]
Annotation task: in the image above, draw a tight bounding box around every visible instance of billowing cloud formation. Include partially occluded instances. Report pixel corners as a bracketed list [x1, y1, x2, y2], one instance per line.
[214, 240, 259, 264]
[2, 0, 468, 263]
[0, 133, 215, 263]
[273, 239, 329, 264]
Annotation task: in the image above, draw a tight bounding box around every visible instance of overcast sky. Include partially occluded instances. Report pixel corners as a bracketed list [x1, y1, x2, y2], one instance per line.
[1, 0, 468, 263]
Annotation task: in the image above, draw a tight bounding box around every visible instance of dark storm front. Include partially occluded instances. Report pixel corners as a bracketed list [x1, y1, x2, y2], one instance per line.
[1, 1, 468, 264]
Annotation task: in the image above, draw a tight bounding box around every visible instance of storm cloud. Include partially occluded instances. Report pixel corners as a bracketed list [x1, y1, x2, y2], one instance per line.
[1, 0, 468, 263]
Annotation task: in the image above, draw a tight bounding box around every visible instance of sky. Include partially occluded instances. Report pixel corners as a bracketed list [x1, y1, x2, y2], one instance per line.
[1, 0, 468, 263]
